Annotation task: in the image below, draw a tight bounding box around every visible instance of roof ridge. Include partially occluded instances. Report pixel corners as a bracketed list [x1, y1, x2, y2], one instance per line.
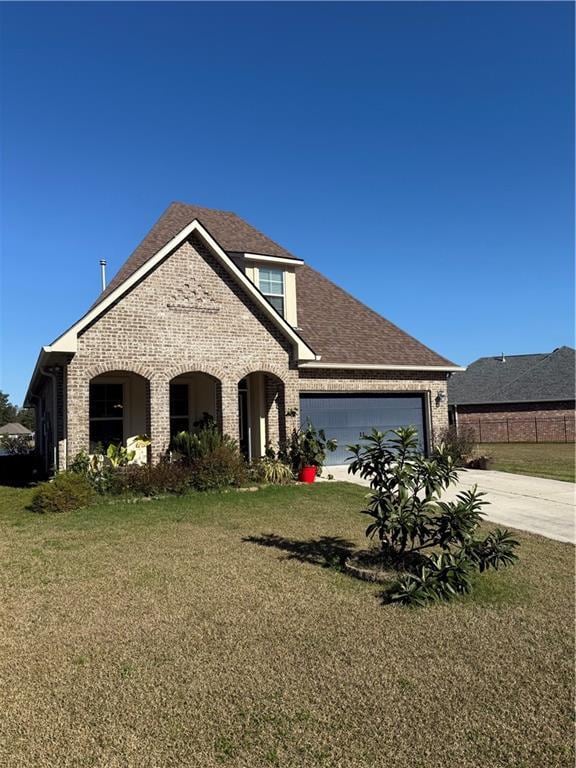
[171, 201, 236, 216]
[171, 202, 300, 259]
[475, 352, 549, 361]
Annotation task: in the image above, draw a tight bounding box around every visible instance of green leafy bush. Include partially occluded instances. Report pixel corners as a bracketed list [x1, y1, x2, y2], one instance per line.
[348, 426, 519, 606]
[190, 445, 247, 491]
[69, 444, 150, 495]
[464, 528, 520, 572]
[171, 420, 237, 465]
[30, 472, 94, 514]
[388, 552, 475, 607]
[110, 462, 194, 496]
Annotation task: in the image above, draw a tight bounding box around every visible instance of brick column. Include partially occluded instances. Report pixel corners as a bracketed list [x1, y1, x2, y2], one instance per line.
[430, 383, 449, 447]
[149, 376, 170, 462]
[284, 374, 300, 438]
[66, 365, 90, 462]
[221, 380, 240, 443]
[264, 375, 284, 448]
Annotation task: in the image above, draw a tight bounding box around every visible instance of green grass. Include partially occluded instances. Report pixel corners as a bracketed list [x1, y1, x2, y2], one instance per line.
[0, 483, 574, 768]
[476, 442, 575, 482]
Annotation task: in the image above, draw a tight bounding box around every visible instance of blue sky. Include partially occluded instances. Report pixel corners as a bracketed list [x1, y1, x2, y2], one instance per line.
[1, 1, 573, 405]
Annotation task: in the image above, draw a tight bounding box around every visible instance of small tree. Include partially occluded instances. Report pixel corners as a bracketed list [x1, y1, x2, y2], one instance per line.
[348, 427, 519, 605]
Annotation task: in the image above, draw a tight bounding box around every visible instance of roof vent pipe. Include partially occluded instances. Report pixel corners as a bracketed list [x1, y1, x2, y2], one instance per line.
[99, 260, 107, 291]
[500, 352, 506, 363]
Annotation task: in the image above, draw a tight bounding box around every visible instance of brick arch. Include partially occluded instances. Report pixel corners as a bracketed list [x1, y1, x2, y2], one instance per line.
[86, 363, 154, 381]
[235, 363, 287, 385]
[165, 364, 226, 382]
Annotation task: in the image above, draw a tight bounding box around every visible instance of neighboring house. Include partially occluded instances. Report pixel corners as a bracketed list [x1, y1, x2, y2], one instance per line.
[448, 346, 575, 443]
[0, 423, 33, 438]
[25, 202, 461, 472]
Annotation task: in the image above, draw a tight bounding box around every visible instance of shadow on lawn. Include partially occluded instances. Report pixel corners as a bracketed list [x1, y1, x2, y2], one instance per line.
[243, 533, 355, 569]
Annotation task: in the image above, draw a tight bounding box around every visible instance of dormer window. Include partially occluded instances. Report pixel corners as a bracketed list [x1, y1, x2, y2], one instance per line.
[259, 267, 284, 316]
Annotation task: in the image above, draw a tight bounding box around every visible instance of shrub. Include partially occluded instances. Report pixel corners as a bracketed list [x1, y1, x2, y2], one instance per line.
[69, 450, 91, 475]
[171, 421, 238, 465]
[190, 444, 247, 491]
[30, 472, 94, 514]
[348, 426, 519, 606]
[110, 462, 193, 497]
[69, 445, 149, 495]
[435, 425, 476, 466]
[252, 457, 293, 485]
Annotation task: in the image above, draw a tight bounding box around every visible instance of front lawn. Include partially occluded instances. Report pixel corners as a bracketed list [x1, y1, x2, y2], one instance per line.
[0, 484, 573, 768]
[477, 442, 575, 482]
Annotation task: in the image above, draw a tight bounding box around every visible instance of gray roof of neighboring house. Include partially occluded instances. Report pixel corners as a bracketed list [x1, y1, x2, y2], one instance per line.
[448, 346, 576, 406]
[91, 202, 457, 368]
[0, 422, 32, 435]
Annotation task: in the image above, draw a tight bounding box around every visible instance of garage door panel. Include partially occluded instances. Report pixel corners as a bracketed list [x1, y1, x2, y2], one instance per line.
[300, 394, 426, 465]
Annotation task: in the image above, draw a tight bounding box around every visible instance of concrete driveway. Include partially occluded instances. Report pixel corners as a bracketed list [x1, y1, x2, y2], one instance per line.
[326, 466, 575, 544]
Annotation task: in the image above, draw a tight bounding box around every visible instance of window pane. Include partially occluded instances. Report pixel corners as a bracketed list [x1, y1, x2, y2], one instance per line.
[90, 419, 123, 451]
[170, 384, 189, 417]
[267, 295, 284, 315]
[89, 383, 123, 418]
[259, 268, 283, 296]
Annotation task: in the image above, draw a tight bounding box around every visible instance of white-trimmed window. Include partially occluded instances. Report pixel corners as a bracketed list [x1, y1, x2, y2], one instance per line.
[259, 268, 284, 316]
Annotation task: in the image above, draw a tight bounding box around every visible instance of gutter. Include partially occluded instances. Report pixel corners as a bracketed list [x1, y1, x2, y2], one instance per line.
[298, 362, 466, 372]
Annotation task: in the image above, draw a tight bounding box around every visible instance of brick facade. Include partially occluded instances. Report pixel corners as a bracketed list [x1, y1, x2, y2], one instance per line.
[456, 401, 575, 443]
[61, 233, 450, 465]
[65, 233, 300, 463]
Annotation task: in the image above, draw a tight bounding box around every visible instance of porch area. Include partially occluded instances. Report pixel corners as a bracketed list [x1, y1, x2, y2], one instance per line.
[70, 367, 289, 465]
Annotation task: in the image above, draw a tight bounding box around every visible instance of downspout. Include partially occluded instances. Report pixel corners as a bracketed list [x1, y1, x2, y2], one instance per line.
[40, 367, 59, 473]
[30, 395, 47, 472]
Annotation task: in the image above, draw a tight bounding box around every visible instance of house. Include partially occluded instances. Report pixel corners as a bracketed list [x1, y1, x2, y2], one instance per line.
[0, 422, 33, 438]
[25, 202, 461, 472]
[448, 347, 575, 443]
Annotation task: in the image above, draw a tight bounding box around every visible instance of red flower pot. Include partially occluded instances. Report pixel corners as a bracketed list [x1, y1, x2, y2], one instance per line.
[298, 466, 317, 483]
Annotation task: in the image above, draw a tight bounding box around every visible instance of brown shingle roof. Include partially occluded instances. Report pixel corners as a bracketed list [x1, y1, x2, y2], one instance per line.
[0, 422, 32, 435]
[295, 265, 456, 366]
[95, 203, 456, 368]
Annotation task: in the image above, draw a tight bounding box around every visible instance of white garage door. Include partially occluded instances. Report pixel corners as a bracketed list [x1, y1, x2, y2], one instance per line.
[299, 393, 427, 465]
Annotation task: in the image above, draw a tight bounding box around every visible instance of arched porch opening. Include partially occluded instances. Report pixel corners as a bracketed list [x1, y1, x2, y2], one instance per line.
[238, 371, 285, 460]
[89, 370, 150, 460]
[169, 372, 222, 438]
